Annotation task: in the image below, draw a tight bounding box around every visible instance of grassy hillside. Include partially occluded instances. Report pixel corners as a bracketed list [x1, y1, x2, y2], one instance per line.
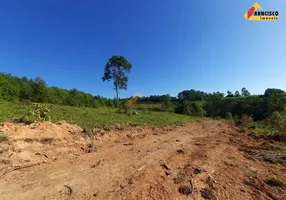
[0, 100, 197, 128]
[132, 103, 162, 110]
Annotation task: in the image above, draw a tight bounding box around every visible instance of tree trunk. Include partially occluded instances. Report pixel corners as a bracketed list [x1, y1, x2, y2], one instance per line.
[115, 84, 119, 99]
[115, 84, 119, 107]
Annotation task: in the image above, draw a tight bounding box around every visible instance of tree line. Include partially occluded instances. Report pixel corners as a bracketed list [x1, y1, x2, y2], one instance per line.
[1, 72, 285, 122]
[176, 88, 286, 121]
[0, 73, 116, 107]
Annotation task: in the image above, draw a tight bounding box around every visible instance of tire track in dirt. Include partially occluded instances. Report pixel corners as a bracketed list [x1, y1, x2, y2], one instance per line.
[0, 120, 285, 200]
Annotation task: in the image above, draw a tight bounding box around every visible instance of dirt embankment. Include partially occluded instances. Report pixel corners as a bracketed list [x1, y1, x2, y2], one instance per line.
[0, 120, 285, 200]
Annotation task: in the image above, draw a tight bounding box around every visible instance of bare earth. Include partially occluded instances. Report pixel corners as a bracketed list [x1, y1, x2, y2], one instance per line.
[0, 120, 285, 200]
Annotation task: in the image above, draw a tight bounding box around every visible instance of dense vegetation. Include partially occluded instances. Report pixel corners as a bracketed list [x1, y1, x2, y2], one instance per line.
[175, 88, 286, 140]
[0, 99, 197, 128]
[1, 72, 285, 119]
[1, 72, 286, 138]
[0, 73, 116, 107]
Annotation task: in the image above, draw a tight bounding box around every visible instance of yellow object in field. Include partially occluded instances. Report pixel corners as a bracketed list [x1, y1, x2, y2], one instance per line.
[127, 96, 139, 107]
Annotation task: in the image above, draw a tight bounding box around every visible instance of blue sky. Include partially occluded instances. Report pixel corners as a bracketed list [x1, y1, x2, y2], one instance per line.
[0, 0, 285, 98]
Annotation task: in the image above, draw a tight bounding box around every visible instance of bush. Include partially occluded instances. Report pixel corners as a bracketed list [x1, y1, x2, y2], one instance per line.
[183, 105, 192, 116]
[32, 104, 51, 120]
[266, 111, 286, 131]
[16, 115, 34, 124]
[225, 112, 233, 120]
[162, 99, 172, 111]
[117, 100, 129, 114]
[175, 100, 206, 116]
[240, 114, 253, 128]
[16, 104, 51, 124]
[189, 103, 205, 117]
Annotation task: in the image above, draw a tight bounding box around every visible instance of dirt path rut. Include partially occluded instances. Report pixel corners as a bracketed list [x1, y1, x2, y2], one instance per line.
[0, 120, 285, 200]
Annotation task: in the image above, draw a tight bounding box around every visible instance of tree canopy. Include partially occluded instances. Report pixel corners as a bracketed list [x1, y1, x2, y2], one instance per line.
[0, 73, 115, 108]
[102, 55, 132, 100]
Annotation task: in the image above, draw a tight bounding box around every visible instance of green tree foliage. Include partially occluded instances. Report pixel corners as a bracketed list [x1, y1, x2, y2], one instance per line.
[19, 77, 34, 100]
[226, 91, 234, 98]
[176, 87, 286, 122]
[137, 94, 177, 104]
[266, 111, 286, 131]
[189, 102, 205, 117]
[0, 73, 112, 108]
[263, 88, 286, 117]
[102, 55, 132, 100]
[175, 100, 205, 117]
[235, 91, 240, 97]
[182, 100, 192, 115]
[0, 73, 21, 100]
[47, 87, 69, 105]
[162, 94, 172, 110]
[241, 87, 251, 96]
[264, 88, 284, 97]
[240, 114, 254, 128]
[31, 77, 48, 102]
[204, 88, 286, 120]
[178, 89, 208, 101]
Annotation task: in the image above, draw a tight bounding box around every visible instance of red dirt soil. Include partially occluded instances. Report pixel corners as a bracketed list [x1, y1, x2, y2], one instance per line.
[0, 120, 285, 200]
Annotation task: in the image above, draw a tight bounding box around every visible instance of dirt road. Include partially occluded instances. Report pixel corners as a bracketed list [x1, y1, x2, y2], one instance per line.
[0, 120, 285, 200]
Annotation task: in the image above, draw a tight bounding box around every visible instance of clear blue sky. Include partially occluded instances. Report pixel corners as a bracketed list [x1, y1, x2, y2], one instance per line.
[0, 0, 285, 98]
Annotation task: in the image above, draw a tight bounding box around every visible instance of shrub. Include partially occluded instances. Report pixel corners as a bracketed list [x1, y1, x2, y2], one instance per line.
[183, 105, 192, 115]
[240, 114, 253, 128]
[117, 100, 129, 114]
[225, 112, 233, 120]
[31, 104, 51, 121]
[266, 111, 286, 131]
[189, 103, 205, 117]
[16, 115, 34, 124]
[16, 104, 51, 124]
[181, 100, 190, 115]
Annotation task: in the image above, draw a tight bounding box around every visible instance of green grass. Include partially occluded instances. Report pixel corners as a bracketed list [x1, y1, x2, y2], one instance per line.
[0, 100, 29, 122]
[0, 99, 197, 128]
[249, 121, 286, 143]
[132, 103, 162, 110]
[252, 121, 283, 135]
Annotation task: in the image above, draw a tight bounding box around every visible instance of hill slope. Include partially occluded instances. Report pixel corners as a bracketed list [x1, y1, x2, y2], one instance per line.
[0, 100, 196, 128]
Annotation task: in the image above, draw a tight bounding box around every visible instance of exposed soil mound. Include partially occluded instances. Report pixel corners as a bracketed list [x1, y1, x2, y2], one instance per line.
[0, 120, 285, 200]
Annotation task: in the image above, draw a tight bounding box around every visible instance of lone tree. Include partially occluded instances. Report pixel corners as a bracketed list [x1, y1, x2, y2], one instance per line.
[102, 55, 132, 100]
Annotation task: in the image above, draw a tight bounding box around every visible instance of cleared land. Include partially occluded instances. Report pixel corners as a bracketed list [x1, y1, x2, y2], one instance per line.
[0, 120, 285, 200]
